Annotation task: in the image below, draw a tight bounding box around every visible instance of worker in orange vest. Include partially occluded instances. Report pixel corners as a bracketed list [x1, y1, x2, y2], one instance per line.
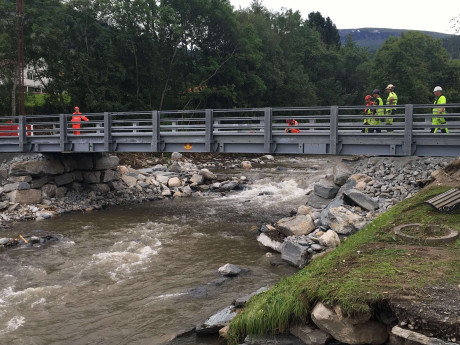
[71, 106, 89, 135]
[284, 118, 300, 133]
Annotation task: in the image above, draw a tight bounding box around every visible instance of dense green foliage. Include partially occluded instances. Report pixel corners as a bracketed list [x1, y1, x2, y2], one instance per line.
[1, 0, 459, 114]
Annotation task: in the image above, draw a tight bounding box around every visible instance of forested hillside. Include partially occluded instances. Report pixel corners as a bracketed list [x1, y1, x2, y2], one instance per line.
[338, 28, 453, 53]
[1, 0, 459, 115]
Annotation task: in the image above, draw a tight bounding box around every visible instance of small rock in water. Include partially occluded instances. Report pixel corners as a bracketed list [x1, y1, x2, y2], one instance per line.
[218, 263, 242, 277]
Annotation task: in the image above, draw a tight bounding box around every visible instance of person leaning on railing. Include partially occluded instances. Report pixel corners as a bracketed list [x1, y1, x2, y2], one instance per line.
[431, 86, 448, 133]
[284, 118, 300, 133]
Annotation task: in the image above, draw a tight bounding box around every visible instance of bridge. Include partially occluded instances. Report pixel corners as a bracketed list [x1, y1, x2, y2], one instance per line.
[1, 104, 459, 156]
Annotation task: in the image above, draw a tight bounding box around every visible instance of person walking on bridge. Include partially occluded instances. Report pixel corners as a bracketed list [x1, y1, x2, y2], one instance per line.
[71, 106, 89, 135]
[385, 84, 397, 131]
[432, 86, 448, 133]
[368, 89, 384, 133]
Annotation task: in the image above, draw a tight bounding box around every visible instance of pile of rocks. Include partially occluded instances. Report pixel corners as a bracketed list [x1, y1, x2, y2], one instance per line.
[0, 152, 248, 229]
[257, 156, 452, 268]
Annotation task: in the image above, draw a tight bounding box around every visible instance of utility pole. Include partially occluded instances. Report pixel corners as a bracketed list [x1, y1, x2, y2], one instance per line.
[16, 0, 25, 115]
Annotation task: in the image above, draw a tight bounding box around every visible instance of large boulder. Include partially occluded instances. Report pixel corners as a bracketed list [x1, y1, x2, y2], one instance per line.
[343, 189, 379, 211]
[281, 238, 310, 268]
[8, 189, 41, 204]
[306, 193, 331, 209]
[94, 155, 119, 170]
[190, 173, 205, 185]
[314, 176, 339, 199]
[9, 158, 65, 176]
[323, 206, 366, 234]
[257, 233, 283, 253]
[3, 182, 30, 192]
[320, 198, 344, 227]
[276, 215, 315, 236]
[333, 164, 352, 186]
[54, 173, 74, 186]
[82, 171, 101, 184]
[167, 177, 181, 187]
[311, 302, 388, 344]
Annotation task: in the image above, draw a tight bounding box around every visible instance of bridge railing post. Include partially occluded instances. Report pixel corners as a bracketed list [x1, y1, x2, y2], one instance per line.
[205, 109, 213, 152]
[264, 107, 272, 153]
[104, 112, 112, 152]
[404, 104, 414, 156]
[329, 106, 339, 154]
[18, 115, 26, 152]
[151, 110, 160, 152]
[59, 114, 68, 151]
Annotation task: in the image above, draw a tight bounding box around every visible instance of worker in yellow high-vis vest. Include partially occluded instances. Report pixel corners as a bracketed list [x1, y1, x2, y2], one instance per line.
[368, 89, 384, 133]
[385, 84, 397, 130]
[432, 86, 448, 133]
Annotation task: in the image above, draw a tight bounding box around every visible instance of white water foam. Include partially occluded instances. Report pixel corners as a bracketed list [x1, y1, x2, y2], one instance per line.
[222, 179, 307, 204]
[0, 315, 25, 334]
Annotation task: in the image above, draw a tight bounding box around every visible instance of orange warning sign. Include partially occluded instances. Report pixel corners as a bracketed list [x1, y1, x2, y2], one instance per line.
[184, 143, 192, 150]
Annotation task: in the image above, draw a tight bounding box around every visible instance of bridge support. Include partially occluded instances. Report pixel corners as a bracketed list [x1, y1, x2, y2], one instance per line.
[404, 104, 414, 156]
[151, 110, 160, 152]
[104, 112, 112, 152]
[205, 109, 213, 152]
[59, 114, 68, 151]
[264, 107, 272, 153]
[329, 106, 339, 154]
[18, 115, 26, 152]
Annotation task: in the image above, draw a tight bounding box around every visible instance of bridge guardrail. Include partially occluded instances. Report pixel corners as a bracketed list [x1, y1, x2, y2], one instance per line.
[1, 104, 459, 156]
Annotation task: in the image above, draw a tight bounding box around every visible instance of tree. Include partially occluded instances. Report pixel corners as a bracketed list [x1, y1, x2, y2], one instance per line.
[371, 31, 453, 104]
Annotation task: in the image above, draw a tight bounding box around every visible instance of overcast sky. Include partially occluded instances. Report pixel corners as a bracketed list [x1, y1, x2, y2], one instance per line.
[229, 0, 460, 35]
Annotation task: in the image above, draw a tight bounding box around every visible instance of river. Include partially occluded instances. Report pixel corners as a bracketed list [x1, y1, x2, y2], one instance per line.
[0, 156, 346, 345]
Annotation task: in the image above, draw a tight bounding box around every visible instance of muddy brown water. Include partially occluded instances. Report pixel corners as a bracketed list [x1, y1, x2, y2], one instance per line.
[0, 156, 347, 344]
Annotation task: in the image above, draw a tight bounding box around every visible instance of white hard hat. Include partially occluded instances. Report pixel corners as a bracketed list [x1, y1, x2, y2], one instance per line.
[433, 86, 443, 92]
[386, 84, 395, 89]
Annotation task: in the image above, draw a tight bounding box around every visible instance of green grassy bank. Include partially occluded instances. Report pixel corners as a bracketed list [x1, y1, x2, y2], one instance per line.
[228, 185, 460, 343]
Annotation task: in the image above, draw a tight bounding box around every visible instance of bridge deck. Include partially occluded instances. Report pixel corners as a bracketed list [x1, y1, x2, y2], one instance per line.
[1, 104, 459, 156]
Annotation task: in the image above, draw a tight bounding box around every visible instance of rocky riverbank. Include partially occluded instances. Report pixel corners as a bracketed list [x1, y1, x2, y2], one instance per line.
[0, 152, 258, 243]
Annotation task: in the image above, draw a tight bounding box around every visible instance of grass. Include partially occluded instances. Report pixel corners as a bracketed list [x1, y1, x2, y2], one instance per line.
[227, 185, 460, 344]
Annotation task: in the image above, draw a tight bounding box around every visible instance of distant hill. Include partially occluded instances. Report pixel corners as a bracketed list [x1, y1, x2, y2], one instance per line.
[339, 28, 455, 54]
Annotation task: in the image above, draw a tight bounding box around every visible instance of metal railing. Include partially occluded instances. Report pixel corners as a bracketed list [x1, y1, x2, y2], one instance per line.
[0, 103, 459, 156]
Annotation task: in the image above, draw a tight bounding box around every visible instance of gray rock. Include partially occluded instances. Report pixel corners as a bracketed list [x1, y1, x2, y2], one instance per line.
[8, 189, 41, 204]
[190, 173, 204, 185]
[196, 306, 237, 334]
[290, 324, 332, 345]
[9, 158, 65, 176]
[218, 181, 239, 192]
[306, 192, 331, 209]
[82, 171, 101, 184]
[7, 175, 32, 183]
[200, 168, 217, 180]
[333, 164, 352, 186]
[311, 302, 388, 345]
[233, 287, 270, 308]
[281, 238, 310, 268]
[343, 189, 379, 211]
[3, 182, 30, 192]
[323, 206, 366, 234]
[42, 184, 57, 198]
[54, 173, 74, 186]
[94, 155, 119, 170]
[244, 334, 305, 345]
[30, 176, 51, 189]
[320, 197, 344, 227]
[171, 152, 182, 160]
[276, 215, 315, 236]
[314, 178, 339, 199]
[218, 263, 242, 276]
